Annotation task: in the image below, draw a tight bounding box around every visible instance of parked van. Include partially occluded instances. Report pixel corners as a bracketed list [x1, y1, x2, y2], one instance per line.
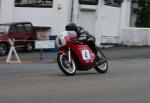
[0, 22, 36, 56]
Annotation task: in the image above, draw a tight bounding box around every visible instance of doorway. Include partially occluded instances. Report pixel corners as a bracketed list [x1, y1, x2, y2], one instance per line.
[77, 10, 97, 35]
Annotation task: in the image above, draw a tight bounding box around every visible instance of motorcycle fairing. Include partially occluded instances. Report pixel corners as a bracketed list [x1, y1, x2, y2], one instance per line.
[71, 44, 95, 65]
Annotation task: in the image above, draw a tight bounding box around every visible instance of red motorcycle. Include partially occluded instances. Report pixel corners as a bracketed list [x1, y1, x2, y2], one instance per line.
[55, 31, 108, 76]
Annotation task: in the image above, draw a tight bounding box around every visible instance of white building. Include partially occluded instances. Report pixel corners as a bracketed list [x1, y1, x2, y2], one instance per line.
[0, 0, 132, 46]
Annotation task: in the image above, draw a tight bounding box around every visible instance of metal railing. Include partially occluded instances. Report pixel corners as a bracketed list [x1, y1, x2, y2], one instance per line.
[0, 39, 56, 64]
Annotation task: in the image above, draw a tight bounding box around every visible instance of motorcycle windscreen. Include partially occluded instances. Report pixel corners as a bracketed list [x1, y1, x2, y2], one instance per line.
[72, 44, 95, 65]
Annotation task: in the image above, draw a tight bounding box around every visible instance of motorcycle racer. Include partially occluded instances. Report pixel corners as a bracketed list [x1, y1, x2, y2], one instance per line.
[65, 22, 99, 58]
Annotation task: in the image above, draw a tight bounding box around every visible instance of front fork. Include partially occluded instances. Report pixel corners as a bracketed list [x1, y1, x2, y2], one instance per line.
[59, 47, 72, 64]
[68, 47, 71, 63]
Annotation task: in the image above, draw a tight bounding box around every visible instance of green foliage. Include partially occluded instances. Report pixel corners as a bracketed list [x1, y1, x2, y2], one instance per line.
[136, 0, 150, 27]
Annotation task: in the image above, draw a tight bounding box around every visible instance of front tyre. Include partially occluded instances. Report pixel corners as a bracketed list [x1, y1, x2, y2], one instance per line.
[25, 41, 34, 52]
[94, 50, 108, 73]
[57, 53, 76, 76]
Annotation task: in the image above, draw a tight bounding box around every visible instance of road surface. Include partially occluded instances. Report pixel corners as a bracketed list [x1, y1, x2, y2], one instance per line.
[0, 59, 150, 103]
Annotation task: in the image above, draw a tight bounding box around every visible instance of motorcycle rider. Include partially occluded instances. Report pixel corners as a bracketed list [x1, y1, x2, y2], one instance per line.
[65, 22, 99, 58]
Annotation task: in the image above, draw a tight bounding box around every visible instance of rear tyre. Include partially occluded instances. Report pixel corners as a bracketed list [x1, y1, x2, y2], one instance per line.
[57, 53, 76, 76]
[0, 43, 8, 56]
[94, 50, 108, 73]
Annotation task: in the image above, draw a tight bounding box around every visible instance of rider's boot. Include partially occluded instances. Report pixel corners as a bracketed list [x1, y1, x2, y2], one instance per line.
[93, 50, 100, 64]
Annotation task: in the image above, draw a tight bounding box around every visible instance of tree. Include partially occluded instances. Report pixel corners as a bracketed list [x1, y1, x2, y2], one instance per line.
[136, 0, 150, 27]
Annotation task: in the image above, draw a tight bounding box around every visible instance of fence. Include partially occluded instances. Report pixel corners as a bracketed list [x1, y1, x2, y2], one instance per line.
[0, 39, 57, 64]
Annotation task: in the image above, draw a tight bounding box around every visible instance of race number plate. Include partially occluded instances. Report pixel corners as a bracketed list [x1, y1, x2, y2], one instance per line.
[81, 50, 91, 60]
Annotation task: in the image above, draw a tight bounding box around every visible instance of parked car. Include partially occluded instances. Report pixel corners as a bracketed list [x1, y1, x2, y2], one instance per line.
[0, 22, 36, 56]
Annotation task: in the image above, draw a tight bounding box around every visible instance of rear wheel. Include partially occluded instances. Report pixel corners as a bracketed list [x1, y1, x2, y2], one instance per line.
[94, 50, 108, 73]
[25, 41, 34, 52]
[57, 53, 76, 76]
[0, 43, 8, 56]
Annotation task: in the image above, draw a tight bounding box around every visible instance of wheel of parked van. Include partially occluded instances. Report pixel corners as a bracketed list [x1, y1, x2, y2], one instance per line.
[57, 53, 76, 76]
[0, 43, 8, 56]
[25, 41, 34, 52]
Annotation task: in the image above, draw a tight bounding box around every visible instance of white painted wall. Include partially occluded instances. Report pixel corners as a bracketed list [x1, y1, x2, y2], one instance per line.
[77, 9, 97, 35]
[120, 0, 132, 42]
[122, 27, 150, 46]
[15, 0, 72, 35]
[0, 0, 14, 23]
[95, 5, 121, 45]
[73, 0, 121, 45]
[0, 0, 132, 46]
[0, 0, 72, 36]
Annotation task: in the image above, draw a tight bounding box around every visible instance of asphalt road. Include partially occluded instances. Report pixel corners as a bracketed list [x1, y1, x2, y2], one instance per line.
[0, 59, 150, 103]
[1, 46, 150, 63]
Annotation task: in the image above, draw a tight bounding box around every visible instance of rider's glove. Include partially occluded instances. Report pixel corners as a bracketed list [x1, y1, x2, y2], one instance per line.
[73, 39, 79, 43]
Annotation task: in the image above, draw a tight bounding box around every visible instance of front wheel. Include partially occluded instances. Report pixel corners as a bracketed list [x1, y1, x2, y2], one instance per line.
[25, 41, 34, 52]
[57, 53, 76, 76]
[94, 50, 108, 73]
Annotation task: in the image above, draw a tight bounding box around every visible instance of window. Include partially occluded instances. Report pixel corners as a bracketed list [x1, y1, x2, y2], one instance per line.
[104, 0, 123, 7]
[0, 25, 10, 34]
[15, 0, 53, 8]
[79, 0, 99, 5]
[24, 23, 33, 31]
[16, 24, 25, 32]
[9, 25, 16, 33]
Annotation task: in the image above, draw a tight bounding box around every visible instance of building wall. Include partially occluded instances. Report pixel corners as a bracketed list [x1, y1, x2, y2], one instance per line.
[122, 27, 150, 46]
[0, 0, 14, 22]
[0, 0, 132, 45]
[73, 0, 123, 45]
[95, 5, 121, 45]
[130, 1, 138, 27]
[0, 0, 72, 35]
